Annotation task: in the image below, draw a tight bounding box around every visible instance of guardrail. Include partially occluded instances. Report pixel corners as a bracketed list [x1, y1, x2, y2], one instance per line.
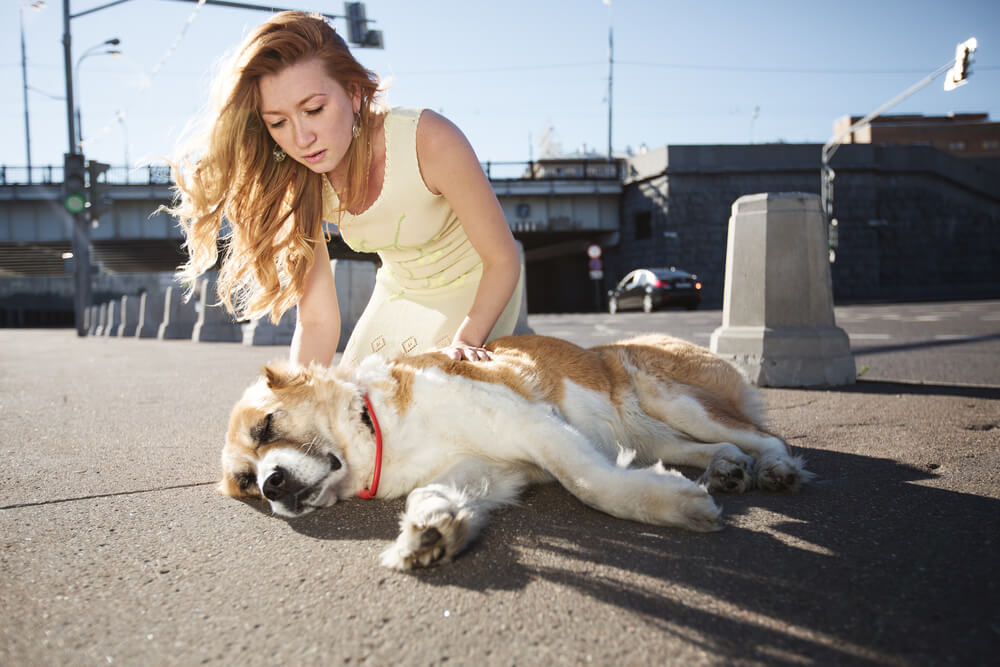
[0, 164, 173, 186]
[1, 159, 622, 186]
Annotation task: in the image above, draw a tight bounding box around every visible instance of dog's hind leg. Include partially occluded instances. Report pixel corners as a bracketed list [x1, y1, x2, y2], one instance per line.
[380, 459, 527, 571]
[512, 415, 722, 532]
[630, 373, 812, 493]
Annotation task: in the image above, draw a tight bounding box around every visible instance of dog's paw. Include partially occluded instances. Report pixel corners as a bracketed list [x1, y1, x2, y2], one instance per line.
[699, 449, 755, 494]
[678, 488, 724, 532]
[380, 509, 471, 571]
[646, 465, 723, 532]
[754, 453, 814, 493]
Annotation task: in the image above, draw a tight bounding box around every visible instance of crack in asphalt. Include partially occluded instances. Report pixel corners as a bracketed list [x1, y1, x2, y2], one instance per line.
[0, 481, 217, 511]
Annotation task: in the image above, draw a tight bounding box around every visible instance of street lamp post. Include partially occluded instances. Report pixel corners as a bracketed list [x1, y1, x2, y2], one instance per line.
[74, 38, 121, 151]
[821, 37, 977, 263]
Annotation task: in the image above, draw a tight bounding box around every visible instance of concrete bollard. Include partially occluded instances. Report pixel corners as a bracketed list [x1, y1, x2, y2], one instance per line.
[105, 300, 121, 337]
[87, 305, 100, 335]
[157, 285, 198, 340]
[118, 295, 140, 337]
[94, 303, 108, 336]
[709, 192, 855, 387]
[136, 290, 165, 339]
[512, 240, 533, 335]
[242, 307, 297, 346]
[191, 279, 243, 343]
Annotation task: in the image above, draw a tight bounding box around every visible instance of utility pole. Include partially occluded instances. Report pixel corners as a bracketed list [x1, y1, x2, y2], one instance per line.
[20, 4, 35, 183]
[62, 0, 90, 336]
[605, 0, 613, 160]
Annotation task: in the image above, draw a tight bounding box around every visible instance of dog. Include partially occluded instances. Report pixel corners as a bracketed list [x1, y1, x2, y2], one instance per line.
[218, 334, 811, 570]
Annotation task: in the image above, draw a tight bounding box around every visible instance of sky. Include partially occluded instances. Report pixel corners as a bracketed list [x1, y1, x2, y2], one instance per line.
[2, 0, 999, 173]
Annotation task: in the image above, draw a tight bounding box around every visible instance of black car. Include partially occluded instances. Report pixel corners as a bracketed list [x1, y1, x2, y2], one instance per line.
[607, 267, 702, 313]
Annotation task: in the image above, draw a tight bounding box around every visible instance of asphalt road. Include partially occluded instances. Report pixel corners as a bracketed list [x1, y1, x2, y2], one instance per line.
[531, 300, 1000, 387]
[2, 301, 998, 666]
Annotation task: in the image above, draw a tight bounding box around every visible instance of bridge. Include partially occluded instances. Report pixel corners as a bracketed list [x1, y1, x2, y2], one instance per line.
[0, 159, 622, 277]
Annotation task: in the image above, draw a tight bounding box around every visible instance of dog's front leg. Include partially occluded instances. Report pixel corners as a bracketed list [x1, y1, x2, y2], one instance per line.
[380, 459, 525, 571]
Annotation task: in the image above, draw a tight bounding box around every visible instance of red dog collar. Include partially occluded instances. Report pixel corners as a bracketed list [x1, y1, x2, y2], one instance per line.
[358, 394, 382, 499]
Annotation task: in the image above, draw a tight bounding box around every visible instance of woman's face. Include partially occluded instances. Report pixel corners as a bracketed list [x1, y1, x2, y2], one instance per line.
[258, 57, 359, 175]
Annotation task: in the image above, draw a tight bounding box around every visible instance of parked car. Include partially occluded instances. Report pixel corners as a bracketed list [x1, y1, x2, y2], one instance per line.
[607, 267, 702, 313]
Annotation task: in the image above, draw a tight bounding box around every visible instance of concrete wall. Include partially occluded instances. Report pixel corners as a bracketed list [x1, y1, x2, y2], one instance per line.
[612, 144, 1000, 306]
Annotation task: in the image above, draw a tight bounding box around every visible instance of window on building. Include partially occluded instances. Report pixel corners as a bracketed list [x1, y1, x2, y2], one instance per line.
[948, 140, 967, 151]
[983, 140, 999, 150]
[635, 211, 652, 240]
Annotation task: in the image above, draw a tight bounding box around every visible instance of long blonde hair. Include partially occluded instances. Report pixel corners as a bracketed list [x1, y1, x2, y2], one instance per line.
[166, 11, 380, 323]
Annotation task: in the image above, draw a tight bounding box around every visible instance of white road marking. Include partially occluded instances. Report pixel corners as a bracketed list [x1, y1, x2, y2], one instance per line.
[849, 333, 892, 340]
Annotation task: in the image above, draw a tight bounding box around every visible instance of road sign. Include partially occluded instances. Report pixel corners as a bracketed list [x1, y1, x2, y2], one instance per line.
[587, 244, 602, 259]
[589, 270, 604, 280]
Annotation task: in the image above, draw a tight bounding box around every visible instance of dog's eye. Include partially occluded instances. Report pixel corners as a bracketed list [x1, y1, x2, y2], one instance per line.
[250, 413, 276, 444]
[234, 471, 257, 492]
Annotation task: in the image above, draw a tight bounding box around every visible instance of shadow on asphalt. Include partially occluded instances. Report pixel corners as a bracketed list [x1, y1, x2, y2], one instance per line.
[823, 379, 1000, 400]
[270, 449, 998, 664]
[851, 332, 1000, 357]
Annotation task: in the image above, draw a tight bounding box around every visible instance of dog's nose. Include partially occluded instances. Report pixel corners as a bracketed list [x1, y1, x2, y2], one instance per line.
[262, 467, 288, 501]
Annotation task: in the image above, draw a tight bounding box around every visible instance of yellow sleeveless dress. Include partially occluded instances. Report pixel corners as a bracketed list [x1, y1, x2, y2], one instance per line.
[322, 107, 523, 367]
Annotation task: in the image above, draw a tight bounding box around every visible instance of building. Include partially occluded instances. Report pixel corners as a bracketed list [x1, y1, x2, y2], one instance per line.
[832, 113, 1000, 158]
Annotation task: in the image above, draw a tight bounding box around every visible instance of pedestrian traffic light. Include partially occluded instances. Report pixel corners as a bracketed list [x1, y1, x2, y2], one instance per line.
[344, 2, 383, 48]
[944, 37, 977, 91]
[63, 153, 86, 214]
[86, 161, 111, 223]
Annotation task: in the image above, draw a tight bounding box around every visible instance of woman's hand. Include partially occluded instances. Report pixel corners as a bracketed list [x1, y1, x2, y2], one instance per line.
[441, 342, 493, 362]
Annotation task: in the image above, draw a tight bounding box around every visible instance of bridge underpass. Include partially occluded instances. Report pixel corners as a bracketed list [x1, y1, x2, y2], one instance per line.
[1, 161, 623, 316]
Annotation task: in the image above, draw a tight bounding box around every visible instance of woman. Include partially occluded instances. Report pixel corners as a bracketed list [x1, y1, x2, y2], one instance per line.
[168, 11, 522, 366]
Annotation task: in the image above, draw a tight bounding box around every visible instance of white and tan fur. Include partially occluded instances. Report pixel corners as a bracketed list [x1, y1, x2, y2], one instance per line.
[219, 334, 811, 570]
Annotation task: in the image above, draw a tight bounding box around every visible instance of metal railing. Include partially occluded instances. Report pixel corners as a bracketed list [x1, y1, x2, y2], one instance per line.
[1, 160, 623, 187]
[0, 164, 173, 186]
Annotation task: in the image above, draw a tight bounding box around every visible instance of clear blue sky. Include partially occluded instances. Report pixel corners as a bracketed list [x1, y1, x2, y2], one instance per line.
[3, 0, 998, 170]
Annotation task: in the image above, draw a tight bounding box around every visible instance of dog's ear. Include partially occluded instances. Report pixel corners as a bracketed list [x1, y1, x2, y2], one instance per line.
[263, 362, 306, 390]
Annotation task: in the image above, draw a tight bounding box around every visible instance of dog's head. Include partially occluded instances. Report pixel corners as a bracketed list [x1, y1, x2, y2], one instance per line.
[219, 361, 371, 518]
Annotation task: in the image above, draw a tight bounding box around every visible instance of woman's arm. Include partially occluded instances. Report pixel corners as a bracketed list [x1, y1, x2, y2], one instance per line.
[416, 110, 521, 362]
[289, 237, 341, 366]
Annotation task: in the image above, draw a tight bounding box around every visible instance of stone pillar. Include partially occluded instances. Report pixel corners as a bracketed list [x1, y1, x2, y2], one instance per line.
[94, 302, 108, 336]
[118, 295, 140, 337]
[105, 300, 121, 337]
[243, 307, 297, 346]
[157, 285, 197, 340]
[191, 278, 243, 343]
[332, 259, 377, 352]
[709, 193, 855, 387]
[87, 305, 100, 335]
[512, 240, 533, 335]
[136, 290, 165, 339]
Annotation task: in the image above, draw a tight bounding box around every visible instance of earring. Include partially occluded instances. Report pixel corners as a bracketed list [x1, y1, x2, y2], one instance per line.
[352, 112, 362, 140]
[273, 146, 287, 162]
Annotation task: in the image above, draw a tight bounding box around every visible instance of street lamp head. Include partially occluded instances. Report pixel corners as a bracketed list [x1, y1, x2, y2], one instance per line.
[105, 38, 121, 46]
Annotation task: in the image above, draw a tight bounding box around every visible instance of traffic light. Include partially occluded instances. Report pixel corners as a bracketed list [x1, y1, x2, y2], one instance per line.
[86, 161, 111, 223]
[344, 2, 384, 48]
[63, 153, 86, 214]
[944, 37, 977, 91]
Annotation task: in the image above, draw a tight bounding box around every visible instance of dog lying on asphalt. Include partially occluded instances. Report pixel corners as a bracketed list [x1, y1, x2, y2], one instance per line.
[219, 334, 811, 570]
